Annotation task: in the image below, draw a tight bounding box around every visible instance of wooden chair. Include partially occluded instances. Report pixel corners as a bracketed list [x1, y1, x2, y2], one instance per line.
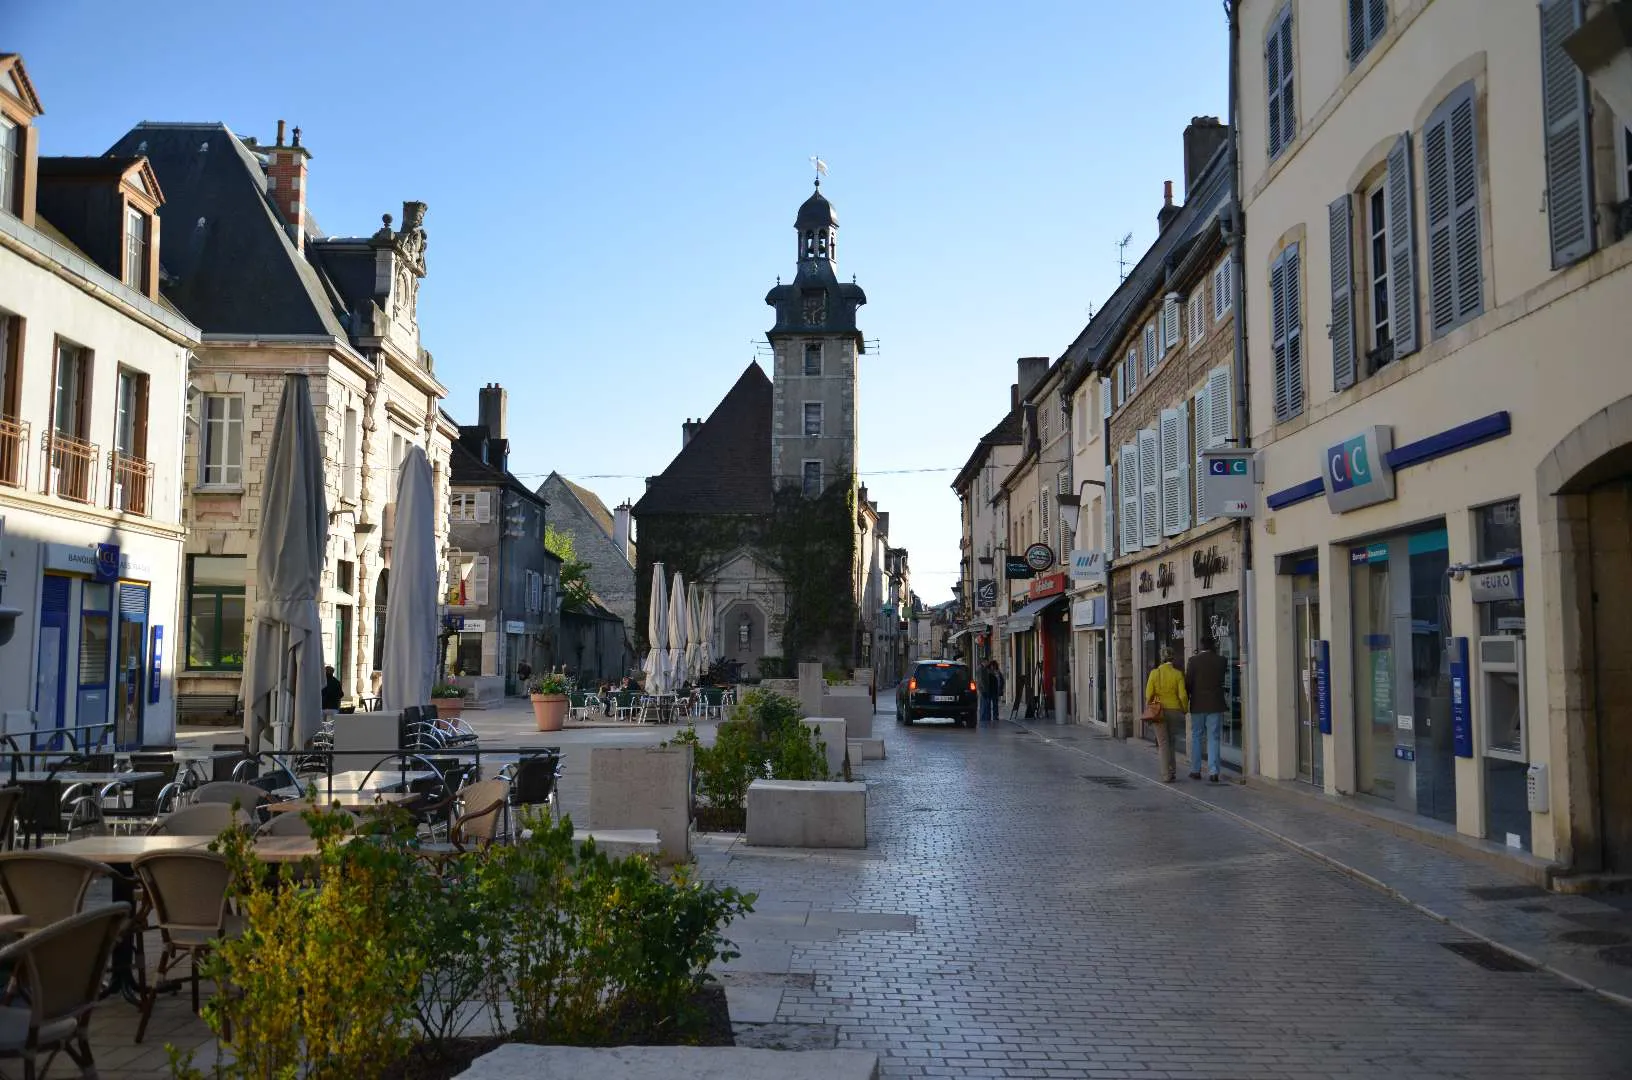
[0, 902, 130, 1078]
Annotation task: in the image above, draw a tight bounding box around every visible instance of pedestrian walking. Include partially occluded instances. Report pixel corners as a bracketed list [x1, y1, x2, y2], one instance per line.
[1185, 634, 1228, 782]
[1143, 647, 1188, 782]
[981, 660, 1005, 726]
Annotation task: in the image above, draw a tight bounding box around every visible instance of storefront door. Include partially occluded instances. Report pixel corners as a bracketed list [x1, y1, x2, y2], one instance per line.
[77, 582, 112, 747]
[115, 583, 149, 749]
[35, 575, 71, 741]
[1293, 592, 1323, 786]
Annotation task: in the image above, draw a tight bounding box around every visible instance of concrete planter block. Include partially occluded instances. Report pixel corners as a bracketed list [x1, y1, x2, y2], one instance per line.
[458, 1044, 881, 1080]
[848, 737, 885, 761]
[801, 717, 847, 777]
[572, 828, 661, 860]
[588, 745, 692, 863]
[746, 779, 867, 849]
[821, 693, 874, 740]
[797, 661, 826, 717]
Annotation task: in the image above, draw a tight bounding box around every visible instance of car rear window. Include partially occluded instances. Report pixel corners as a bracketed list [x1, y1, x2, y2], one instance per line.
[916, 664, 970, 691]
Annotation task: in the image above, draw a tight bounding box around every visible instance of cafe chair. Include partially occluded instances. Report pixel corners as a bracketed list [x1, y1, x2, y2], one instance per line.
[255, 808, 359, 838]
[448, 779, 510, 852]
[0, 902, 130, 1079]
[148, 803, 253, 838]
[0, 851, 113, 928]
[131, 851, 240, 1042]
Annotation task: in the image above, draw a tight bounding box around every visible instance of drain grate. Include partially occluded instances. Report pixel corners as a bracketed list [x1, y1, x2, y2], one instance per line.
[1442, 941, 1537, 972]
[1559, 929, 1632, 947]
[1080, 774, 1133, 789]
[1600, 945, 1632, 968]
[1466, 884, 1549, 902]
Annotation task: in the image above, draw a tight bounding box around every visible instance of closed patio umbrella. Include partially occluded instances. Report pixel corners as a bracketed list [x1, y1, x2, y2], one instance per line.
[642, 563, 669, 694]
[244, 374, 328, 753]
[667, 570, 689, 689]
[685, 583, 704, 679]
[381, 445, 437, 713]
[698, 588, 716, 676]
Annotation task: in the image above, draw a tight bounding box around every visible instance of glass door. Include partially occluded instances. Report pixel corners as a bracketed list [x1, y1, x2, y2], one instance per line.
[115, 583, 149, 749]
[1293, 594, 1323, 786]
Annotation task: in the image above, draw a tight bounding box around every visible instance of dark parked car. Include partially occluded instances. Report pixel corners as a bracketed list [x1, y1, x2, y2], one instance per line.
[896, 660, 977, 727]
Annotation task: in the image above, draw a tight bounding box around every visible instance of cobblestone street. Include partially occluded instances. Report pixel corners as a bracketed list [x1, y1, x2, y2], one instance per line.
[697, 710, 1632, 1079]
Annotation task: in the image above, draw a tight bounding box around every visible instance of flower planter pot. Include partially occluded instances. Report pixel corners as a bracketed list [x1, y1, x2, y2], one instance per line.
[431, 696, 465, 720]
[531, 692, 568, 731]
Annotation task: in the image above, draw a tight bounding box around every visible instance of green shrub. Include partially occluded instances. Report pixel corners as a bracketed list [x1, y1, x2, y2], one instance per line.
[682, 690, 828, 830]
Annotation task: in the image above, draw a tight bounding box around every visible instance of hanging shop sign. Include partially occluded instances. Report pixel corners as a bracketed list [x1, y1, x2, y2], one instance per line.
[976, 579, 997, 608]
[1004, 556, 1035, 580]
[1201, 449, 1255, 517]
[1024, 543, 1055, 572]
[1071, 597, 1106, 629]
[1323, 426, 1396, 513]
[1068, 549, 1106, 585]
[1028, 572, 1067, 600]
[1470, 567, 1523, 603]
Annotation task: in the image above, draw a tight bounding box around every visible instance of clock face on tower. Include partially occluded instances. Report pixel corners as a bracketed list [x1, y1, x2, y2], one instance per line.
[802, 259, 821, 276]
[803, 294, 825, 326]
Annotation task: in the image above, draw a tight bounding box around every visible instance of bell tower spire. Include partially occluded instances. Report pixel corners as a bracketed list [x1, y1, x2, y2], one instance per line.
[796, 178, 838, 271]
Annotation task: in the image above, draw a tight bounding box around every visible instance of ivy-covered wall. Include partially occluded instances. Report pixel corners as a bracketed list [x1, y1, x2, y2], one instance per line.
[634, 477, 857, 667]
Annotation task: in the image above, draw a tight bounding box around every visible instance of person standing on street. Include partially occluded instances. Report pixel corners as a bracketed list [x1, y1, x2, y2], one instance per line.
[981, 660, 1005, 726]
[1185, 634, 1228, 782]
[1144, 647, 1188, 782]
[321, 665, 342, 713]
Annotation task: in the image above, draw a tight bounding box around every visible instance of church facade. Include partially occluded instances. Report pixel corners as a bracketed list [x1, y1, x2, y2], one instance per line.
[633, 182, 897, 676]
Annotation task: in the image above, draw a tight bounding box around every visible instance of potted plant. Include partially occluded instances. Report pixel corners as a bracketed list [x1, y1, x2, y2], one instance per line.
[429, 683, 466, 719]
[529, 673, 570, 731]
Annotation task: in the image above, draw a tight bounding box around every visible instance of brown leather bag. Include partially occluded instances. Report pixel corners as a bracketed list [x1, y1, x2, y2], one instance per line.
[1141, 698, 1164, 723]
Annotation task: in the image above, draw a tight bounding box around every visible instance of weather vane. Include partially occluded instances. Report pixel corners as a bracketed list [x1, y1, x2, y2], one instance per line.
[810, 154, 829, 183]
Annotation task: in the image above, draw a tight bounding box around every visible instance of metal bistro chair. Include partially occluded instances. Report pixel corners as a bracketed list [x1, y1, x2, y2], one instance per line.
[192, 781, 271, 812]
[13, 781, 103, 850]
[102, 762, 183, 835]
[131, 850, 241, 1042]
[0, 788, 22, 852]
[0, 851, 114, 928]
[148, 802, 255, 838]
[448, 778, 511, 851]
[0, 902, 130, 1079]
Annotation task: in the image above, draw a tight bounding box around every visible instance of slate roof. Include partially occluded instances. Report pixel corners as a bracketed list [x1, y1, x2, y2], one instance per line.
[538, 472, 638, 563]
[633, 363, 773, 516]
[951, 406, 1023, 494]
[450, 431, 549, 510]
[37, 156, 143, 180]
[103, 123, 350, 338]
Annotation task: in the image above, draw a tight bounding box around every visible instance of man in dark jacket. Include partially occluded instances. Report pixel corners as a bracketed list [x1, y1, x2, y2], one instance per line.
[980, 660, 1005, 726]
[1184, 635, 1228, 781]
[321, 665, 343, 712]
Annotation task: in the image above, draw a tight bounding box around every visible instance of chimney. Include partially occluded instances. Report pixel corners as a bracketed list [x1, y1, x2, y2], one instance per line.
[1182, 116, 1228, 199]
[1016, 356, 1049, 401]
[682, 418, 703, 447]
[264, 120, 311, 252]
[478, 383, 508, 440]
[1010, 382, 1020, 411]
[612, 501, 634, 565]
[1157, 180, 1181, 232]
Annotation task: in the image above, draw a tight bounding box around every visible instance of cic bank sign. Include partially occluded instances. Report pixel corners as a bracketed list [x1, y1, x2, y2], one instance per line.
[1323, 426, 1396, 513]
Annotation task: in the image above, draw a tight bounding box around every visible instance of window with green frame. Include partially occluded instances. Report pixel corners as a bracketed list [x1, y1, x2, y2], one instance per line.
[187, 555, 246, 669]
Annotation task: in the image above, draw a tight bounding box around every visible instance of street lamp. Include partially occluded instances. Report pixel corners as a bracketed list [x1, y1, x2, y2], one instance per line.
[1054, 478, 1106, 535]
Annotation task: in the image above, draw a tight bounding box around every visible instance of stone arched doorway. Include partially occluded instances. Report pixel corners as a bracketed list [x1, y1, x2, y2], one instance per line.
[1539, 398, 1632, 875]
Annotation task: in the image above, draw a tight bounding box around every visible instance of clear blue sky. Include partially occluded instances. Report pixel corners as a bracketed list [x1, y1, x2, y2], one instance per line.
[9, 0, 1227, 603]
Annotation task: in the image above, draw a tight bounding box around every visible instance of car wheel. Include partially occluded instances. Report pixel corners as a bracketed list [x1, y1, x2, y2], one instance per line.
[902, 710, 915, 726]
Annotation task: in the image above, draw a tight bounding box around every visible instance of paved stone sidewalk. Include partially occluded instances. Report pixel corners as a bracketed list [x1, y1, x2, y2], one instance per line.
[697, 712, 1632, 1079]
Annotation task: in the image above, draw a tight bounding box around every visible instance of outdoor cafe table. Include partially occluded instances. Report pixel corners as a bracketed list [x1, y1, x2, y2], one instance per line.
[9, 770, 164, 785]
[264, 790, 417, 814]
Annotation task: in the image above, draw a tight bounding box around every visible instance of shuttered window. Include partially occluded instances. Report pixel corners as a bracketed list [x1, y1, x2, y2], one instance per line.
[1385, 133, 1420, 358]
[1194, 366, 1233, 526]
[1144, 323, 1158, 374]
[1126, 348, 1138, 397]
[1329, 193, 1356, 392]
[1347, 0, 1386, 65]
[1425, 82, 1483, 338]
[1119, 447, 1140, 555]
[1138, 427, 1160, 548]
[1266, 5, 1296, 160]
[1187, 291, 1205, 347]
[1540, 0, 1595, 269]
[1212, 260, 1233, 320]
[1101, 376, 1112, 419]
[1159, 404, 1190, 537]
[1270, 243, 1304, 423]
[1162, 296, 1180, 351]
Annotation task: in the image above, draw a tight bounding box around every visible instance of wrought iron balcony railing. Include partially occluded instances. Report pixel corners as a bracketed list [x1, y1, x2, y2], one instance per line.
[0, 415, 27, 489]
[109, 451, 153, 516]
[42, 430, 99, 505]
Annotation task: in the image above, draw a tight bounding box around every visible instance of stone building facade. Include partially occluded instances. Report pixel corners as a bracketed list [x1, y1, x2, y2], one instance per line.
[107, 120, 456, 715]
[535, 471, 637, 634]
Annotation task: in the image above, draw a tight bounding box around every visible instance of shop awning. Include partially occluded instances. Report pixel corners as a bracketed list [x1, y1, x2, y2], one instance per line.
[1004, 594, 1065, 633]
[946, 627, 974, 643]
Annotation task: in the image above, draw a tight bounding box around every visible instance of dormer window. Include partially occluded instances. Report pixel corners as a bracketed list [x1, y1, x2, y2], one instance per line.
[0, 116, 18, 217]
[124, 205, 149, 291]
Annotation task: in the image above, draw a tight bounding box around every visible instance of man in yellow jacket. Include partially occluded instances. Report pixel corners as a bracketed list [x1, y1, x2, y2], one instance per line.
[1144, 646, 1189, 782]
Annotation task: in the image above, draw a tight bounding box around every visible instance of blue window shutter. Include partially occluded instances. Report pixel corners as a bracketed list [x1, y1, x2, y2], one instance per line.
[1329, 193, 1356, 391]
[1385, 133, 1420, 358]
[1541, 0, 1595, 269]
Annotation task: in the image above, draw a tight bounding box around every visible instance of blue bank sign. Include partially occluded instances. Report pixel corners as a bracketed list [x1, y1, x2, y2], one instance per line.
[1323, 426, 1396, 513]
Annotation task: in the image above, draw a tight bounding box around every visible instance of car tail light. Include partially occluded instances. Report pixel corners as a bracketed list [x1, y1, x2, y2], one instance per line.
[908, 678, 917, 692]
[969, 681, 977, 692]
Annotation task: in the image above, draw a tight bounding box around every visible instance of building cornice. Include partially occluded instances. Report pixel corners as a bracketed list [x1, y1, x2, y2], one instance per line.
[0, 488, 188, 540]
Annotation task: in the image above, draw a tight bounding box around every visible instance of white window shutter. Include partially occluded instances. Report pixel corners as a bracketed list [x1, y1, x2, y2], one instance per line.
[1119, 447, 1141, 555]
[1139, 427, 1160, 548]
[1127, 349, 1139, 395]
[1176, 400, 1191, 533]
[1385, 133, 1420, 358]
[1160, 408, 1182, 537]
[1104, 463, 1115, 556]
[1101, 377, 1112, 419]
[1144, 324, 1157, 373]
[473, 555, 490, 605]
[475, 490, 492, 523]
[1194, 385, 1213, 525]
[1162, 296, 1180, 350]
[1207, 364, 1234, 447]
